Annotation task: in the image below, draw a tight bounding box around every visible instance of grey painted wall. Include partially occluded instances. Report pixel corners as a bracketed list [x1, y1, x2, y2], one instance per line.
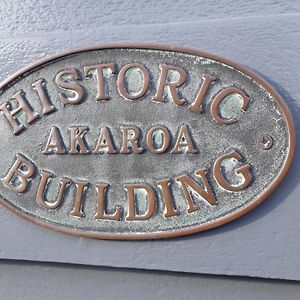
[0, 260, 299, 300]
[0, 0, 300, 285]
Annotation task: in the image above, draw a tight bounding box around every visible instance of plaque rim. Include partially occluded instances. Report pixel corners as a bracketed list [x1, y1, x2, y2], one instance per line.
[0, 44, 296, 240]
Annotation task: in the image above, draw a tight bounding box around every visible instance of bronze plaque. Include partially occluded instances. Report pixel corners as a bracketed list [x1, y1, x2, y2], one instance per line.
[0, 45, 295, 239]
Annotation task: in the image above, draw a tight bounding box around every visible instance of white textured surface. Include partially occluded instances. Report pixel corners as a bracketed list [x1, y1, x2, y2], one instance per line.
[0, 0, 300, 280]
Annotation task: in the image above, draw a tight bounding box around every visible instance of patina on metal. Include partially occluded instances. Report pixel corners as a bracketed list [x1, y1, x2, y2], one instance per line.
[0, 45, 295, 239]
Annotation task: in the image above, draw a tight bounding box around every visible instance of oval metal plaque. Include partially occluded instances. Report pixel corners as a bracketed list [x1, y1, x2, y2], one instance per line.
[0, 45, 295, 239]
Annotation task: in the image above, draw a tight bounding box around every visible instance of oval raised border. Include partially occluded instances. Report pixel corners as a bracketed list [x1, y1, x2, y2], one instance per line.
[0, 44, 296, 240]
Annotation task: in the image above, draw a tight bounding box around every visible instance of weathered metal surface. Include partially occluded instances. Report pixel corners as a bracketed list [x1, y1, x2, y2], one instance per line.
[0, 45, 295, 239]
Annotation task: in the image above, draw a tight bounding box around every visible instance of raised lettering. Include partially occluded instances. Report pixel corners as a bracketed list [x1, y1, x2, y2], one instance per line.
[93, 126, 117, 154]
[118, 63, 150, 100]
[157, 179, 177, 218]
[0, 90, 39, 135]
[125, 183, 156, 221]
[146, 126, 170, 154]
[55, 69, 84, 106]
[31, 79, 56, 115]
[120, 126, 144, 154]
[95, 184, 122, 220]
[211, 87, 250, 125]
[153, 64, 186, 105]
[84, 63, 116, 100]
[42, 126, 67, 154]
[171, 124, 198, 154]
[189, 74, 216, 113]
[2, 154, 35, 193]
[70, 180, 89, 217]
[69, 127, 90, 154]
[176, 169, 216, 212]
[36, 170, 71, 209]
[213, 150, 252, 191]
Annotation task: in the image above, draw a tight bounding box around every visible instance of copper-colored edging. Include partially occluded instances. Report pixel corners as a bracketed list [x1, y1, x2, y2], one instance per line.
[0, 44, 296, 240]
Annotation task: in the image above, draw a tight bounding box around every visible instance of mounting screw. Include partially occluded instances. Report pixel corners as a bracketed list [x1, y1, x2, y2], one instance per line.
[258, 134, 273, 150]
